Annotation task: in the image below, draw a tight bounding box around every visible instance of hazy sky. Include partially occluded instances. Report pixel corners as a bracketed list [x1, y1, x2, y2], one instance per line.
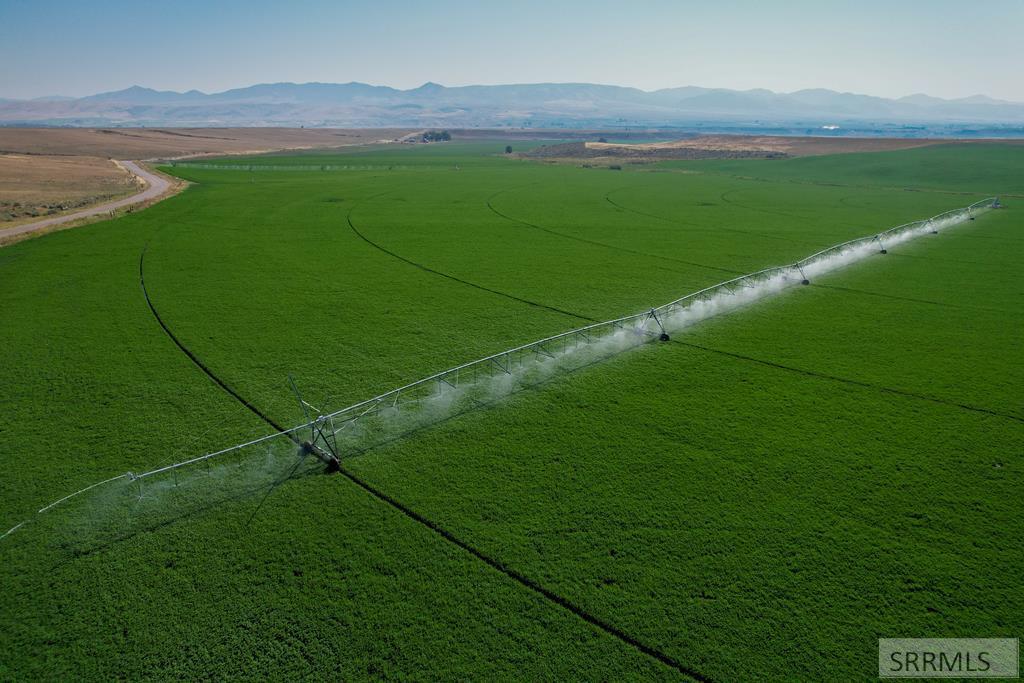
[2, 0, 1021, 101]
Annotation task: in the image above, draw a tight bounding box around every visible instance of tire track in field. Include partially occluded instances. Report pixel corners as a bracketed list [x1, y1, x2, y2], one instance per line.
[608, 186, 821, 247]
[810, 283, 1012, 315]
[718, 188, 814, 222]
[695, 168, 1018, 199]
[718, 187, 879, 240]
[347, 195, 597, 322]
[932, 231, 1024, 243]
[838, 195, 863, 208]
[334, 463, 709, 682]
[486, 186, 743, 275]
[602, 187, 709, 230]
[140, 235, 291, 434]
[671, 340, 1023, 424]
[140, 218, 707, 682]
[887, 252, 1000, 268]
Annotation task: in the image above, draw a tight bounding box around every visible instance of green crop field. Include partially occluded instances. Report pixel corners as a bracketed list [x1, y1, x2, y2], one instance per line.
[1, 140, 1021, 680]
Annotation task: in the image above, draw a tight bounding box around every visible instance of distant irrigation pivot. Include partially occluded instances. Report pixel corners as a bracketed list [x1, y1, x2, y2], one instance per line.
[167, 161, 431, 172]
[2, 196, 1000, 542]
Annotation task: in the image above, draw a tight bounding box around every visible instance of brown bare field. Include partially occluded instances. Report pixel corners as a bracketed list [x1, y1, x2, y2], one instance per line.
[584, 135, 950, 157]
[0, 127, 417, 160]
[0, 154, 138, 227]
[520, 134, 1024, 167]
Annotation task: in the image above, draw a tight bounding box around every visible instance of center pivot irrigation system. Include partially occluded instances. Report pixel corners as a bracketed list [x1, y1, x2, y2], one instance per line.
[2, 196, 1001, 542]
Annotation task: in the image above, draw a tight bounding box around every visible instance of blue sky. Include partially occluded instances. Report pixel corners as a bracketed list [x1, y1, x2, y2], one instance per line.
[1, 0, 1021, 101]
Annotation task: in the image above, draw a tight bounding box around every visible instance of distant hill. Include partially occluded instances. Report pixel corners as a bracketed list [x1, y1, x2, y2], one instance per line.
[2, 81, 1024, 132]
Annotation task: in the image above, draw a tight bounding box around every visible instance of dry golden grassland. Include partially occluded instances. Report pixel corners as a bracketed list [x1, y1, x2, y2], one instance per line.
[0, 154, 137, 226]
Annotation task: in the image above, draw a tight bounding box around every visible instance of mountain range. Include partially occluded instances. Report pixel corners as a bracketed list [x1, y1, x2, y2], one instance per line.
[2, 82, 1023, 131]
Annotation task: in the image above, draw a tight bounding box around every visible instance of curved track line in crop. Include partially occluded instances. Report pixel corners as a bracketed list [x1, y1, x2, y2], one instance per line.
[718, 187, 886, 236]
[673, 340, 1023, 424]
[337, 464, 709, 681]
[934, 231, 1024, 243]
[811, 283, 1010, 315]
[692, 168, 1016, 199]
[139, 222, 704, 682]
[347, 198, 596, 322]
[140, 235, 290, 433]
[607, 186, 820, 247]
[838, 195, 872, 209]
[888, 252, 999, 268]
[487, 186, 741, 275]
[718, 187, 817, 221]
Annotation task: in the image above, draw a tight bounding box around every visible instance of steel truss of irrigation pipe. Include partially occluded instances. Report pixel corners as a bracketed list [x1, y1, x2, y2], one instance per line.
[7, 196, 1000, 528]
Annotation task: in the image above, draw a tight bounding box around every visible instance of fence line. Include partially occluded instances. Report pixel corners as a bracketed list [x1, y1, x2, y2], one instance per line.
[5, 196, 999, 534]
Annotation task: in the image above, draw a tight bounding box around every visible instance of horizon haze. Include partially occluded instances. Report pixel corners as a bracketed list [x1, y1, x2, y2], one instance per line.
[3, 80, 1024, 133]
[2, 0, 1022, 102]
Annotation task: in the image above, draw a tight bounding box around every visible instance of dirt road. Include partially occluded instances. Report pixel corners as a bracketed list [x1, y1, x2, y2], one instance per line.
[0, 161, 171, 243]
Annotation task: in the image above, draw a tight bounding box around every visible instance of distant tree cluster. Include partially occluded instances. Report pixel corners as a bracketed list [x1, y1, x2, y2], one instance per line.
[422, 130, 451, 142]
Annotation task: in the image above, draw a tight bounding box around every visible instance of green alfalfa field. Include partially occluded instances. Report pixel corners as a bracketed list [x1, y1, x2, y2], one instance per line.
[0, 141, 1020, 680]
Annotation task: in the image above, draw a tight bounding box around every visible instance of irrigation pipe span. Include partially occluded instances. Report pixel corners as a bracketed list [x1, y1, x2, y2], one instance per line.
[3, 196, 1000, 536]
